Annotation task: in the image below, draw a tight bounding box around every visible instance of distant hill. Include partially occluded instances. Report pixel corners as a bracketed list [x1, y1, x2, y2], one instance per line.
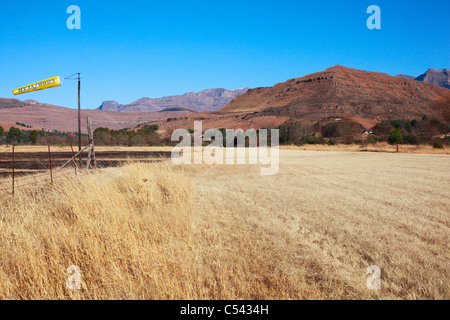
[2, 66, 449, 135]
[0, 98, 56, 110]
[221, 65, 449, 121]
[415, 68, 450, 89]
[396, 74, 415, 81]
[0, 98, 191, 132]
[396, 68, 450, 89]
[98, 88, 249, 113]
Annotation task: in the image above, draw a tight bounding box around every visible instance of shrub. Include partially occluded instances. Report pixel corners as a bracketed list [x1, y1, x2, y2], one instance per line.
[338, 120, 359, 144]
[443, 136, 450, 146]
[323, 123, 338, 138]
[328, 138, 337, 146]
[367, 135, 379, 145]
[433, 141, 444, 149]
[404, 122, 412, 133]
[390, 120, 403, 129]
[278, 122, 312, 145]
[305, 136, 316, 145]
[314, 136, 327, 145]
[403, 134, 419, 145]
[373, 121, 392, 136]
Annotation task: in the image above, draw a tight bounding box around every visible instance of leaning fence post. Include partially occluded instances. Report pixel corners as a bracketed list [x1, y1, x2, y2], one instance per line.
[86, 117, 96, 170]
[70, 144, 77, 176]
[12, 145, 15, 196]
[48, 145, 53, 184]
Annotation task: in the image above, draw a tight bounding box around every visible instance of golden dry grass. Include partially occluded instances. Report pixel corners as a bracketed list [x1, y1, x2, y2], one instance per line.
[281, 142, 450, 154]
[0, 142, 448, 154]
[0, 149, 449, 300]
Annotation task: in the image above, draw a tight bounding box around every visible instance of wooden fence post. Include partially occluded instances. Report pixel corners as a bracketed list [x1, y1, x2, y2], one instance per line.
[86, 117, 96, 170]
[12, 145, 15, 196]
[48, 145, 53, 184]
[70, 144, 77, 176]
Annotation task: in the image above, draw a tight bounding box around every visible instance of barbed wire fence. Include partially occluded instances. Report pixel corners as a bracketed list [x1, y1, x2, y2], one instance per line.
[0, 144, 93, 196]
[0, 117, 96, 196]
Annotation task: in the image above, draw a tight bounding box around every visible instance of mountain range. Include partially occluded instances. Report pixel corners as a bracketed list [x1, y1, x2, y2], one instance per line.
[222, 65, 448, 121]
[98, 88, 249, 113]
[1, 66, 448, 134]
[0, 98, 191, 133]
[133, 65, 449, 137]
[396, 68, 450, 89]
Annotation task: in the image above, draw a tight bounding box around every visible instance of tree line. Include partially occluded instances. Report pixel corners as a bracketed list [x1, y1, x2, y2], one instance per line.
[0, 124, 162, 146]
[93, 125, 160, 146]
[277, 116, 449, 149]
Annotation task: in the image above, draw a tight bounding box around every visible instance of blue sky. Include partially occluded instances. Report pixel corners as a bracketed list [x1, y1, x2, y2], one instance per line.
[0, 0, 449, 109]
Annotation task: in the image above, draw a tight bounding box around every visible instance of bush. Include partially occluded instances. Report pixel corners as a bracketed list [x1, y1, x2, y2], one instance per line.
[142, 124, 159, 131]
[305, 136, 327, 145]
[443, 136, 450, 146]
[278, 122, 314, 145]
[305, 136, 316, 145]
[328, 138, 337, 146]
[404, 122, 412, 133]
[373, 121, 392, 136]
[403, 134, 419, 145]
[314, 136, 327, 145]
[433, 141, 444, 149]
[322, 123, 338, 138]
[390, 120, 403, 129]
[367, 135, 379, 145]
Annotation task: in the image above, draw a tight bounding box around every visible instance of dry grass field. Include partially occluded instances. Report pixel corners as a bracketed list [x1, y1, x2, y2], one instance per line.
[281, 142, 450, 154]
[0, 148, 449, 299]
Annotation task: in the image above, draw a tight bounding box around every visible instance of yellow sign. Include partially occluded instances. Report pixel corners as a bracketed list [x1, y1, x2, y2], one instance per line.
[13, 76, 62, 95]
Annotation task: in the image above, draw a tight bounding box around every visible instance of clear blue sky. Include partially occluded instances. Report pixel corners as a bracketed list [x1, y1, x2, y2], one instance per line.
[0, 0, 449, 109]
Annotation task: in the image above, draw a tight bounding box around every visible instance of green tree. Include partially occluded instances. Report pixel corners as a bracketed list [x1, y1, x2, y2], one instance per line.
[390, 120, 403, 129]
[142, 124, 159, 131]
[388, 129, 404, 152]
[29, 130, 39, 145]
[322, 123, 338, 138]
[0, 126, 4, 137]
[7, 126, 23, 144]
[404, 122, 412, 133]
[338, 120, 358, 144]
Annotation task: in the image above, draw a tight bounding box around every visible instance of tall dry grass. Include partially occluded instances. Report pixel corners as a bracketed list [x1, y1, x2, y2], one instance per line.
[0, 162, 308, 300]
[0, 149, 449, 300]
[0, 163, 196, 299]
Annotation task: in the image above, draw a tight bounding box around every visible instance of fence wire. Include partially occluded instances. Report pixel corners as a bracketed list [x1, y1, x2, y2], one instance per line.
[0, 146, 85, 195]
